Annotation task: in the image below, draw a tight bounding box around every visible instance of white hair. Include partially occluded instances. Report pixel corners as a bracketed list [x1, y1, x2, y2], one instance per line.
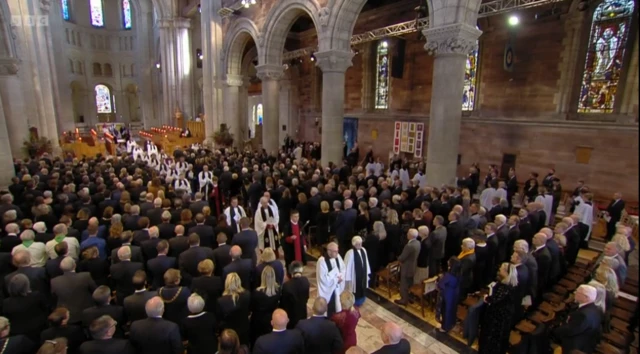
[368, 198, 378, 208]
[33, 222, 46, 233]
[187, 293, 205, 313]
[351, 236, 363, 246]
[20, 230, 35, 242]
[462, 238, 475, 250]
[578, 284, 598, 303]
[495, 214, 506, 224]
[514, 239, 529, 253]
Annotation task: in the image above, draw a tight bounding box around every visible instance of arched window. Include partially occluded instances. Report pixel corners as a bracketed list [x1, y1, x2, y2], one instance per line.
[578, 0, 635, 113]
[463, 27, 480, 111]
[257, 104, 263, 125]
[375, 41, 390, 109]
[90, 0, 104, 27]
[122, 0, 132, 29]
[61, 0, 70, 21]
[95, 84, 112, 113]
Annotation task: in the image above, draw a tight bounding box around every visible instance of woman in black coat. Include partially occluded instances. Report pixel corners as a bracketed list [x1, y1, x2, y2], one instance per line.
[315, 201, 332, 246]
[1, 274, 49, 343]
[296, 193, 310, 226]
[277, 189, 293, 231]
[77, 247, 109, 286]
[478, 263, 518, 354]
[249, 266, 281, 348]
[217, 273, 252, 346]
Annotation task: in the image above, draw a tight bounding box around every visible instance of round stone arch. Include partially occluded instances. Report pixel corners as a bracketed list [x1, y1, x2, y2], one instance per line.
[223, 18, 262, 76]
[260, 0, 324, 66]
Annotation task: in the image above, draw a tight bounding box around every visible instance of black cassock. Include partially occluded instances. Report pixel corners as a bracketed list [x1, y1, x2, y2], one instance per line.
[353, 248, 368, 299]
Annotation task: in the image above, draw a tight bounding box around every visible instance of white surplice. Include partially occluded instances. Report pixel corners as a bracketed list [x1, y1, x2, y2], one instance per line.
[224, 206, 247, 233]
[480, 187, 496, 210]
[254, 205, 279, 251]
[316, 255, 346, 314]
[344, 248, 371, 294]
[535, 194, 554, 225]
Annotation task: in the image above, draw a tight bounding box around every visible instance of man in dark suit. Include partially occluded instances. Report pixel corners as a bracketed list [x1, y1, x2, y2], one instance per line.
[552, 284, 603, 354]
[372, 322, 411, 354]
[506, 168, 519, 211]
[222, 246, 253, 289]
[459, 238, 477, 300]
[427, 215, 446, 277]
[212, 233, 232, 277]
[157, 211, 176, 240]
[129, 296, 183, 354]
[517, 209, 535, 246]
[281, 262, 310, 329]
[506, 215, 521, 258]
[147, 240, 176, 290]
[395, 229, 421, 306]
[0, 222, 22, 253]
[140, 226, 162, 261]
[123, 206, 141, 231]
[531, 233, 552, 298]
[79, 315, 135, 354]
[123, 271, 155, 323]
[4, 251, 49, 297]
[178, 234, 215, 287]
[110, 246, 144, 305]
[605, 192, 625, 239]
[189, 213, 215, 248]
[296, 297, 343, 354]
[334, 199, 357, 256]
[51, 257, 97, 324]
[146, 198, 164, 226]
[139, 193, 155, 216]
[445, 211, 464, 262]
[111, 231, 143, 265]
[495, 215, 510, 264]
[132, 217, 151, 246]
[45, 242, 67, 279]
[510, 251, 530, 324]
[168, 225, 189, 259]
[561, 217, 581, 266]
[231, 217, 259, 266]
[253, 309, 304, 354]
[97, 190, 119, 217]
[82, 285, 125, 338]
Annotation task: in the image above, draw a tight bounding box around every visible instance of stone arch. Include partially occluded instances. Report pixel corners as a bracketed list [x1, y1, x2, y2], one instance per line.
[241, 46, 258, 76]
[260, 0, 323, 65]
[223, 18, 262, 76]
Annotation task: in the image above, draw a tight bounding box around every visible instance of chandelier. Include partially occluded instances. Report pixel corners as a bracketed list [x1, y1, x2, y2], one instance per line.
[241, 0, 257, 8]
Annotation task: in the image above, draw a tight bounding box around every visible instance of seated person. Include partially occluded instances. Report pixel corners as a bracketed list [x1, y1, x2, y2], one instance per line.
[181, 128, 192, 138]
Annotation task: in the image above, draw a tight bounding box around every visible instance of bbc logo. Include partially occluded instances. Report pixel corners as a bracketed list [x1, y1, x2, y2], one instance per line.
[11, 15, 49, 27]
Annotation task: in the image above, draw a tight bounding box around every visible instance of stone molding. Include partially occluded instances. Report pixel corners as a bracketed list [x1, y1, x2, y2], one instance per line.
[255, 64, 284, 81]
[314, 50, 354, 73]
[226, 74, 244, 87]
[158, 18, 191, 29]
[40, 0, 52, 15]
[0, 58, 19, 76]
[422, 23, 482, 56]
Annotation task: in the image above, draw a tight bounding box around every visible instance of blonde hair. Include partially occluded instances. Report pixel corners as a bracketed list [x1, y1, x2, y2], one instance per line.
[163, 269, 181, 286]
[261, 248, 276, 263]
[373, 221, 387, 240]
[595, 265, 619, 297]
[500, 262, 519, 287]
[197, 259, 214, 275]
[257, 266, 279, 297]
[386, 209, 399, 225]
[611, 233, 631, 253]
[320, 201, 330, 213]
[223, 273, 245, 305]
[340, 291, 355, 310]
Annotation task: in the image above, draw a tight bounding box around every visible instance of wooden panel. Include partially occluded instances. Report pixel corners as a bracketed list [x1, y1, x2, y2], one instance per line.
[575, 146, 593, 164]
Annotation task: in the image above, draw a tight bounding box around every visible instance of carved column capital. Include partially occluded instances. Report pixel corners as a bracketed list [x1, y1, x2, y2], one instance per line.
[226, 74, 244, 87]
[314, 50, 354, 73]
[0, 58, 20, 76]
[255, 64, 284, 81]
[422, 23, 482, 56]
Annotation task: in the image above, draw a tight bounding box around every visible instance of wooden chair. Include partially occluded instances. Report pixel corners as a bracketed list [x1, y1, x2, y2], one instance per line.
[376, 261, 400, 298]
[557, 278, 578, 292]
[602, 330, 630, 350]
[410, 276, 438, 317]
[409, 283, 426, 317]
[543, 292, 565, 304]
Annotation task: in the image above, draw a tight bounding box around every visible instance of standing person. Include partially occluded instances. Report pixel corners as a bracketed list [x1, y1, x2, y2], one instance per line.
[280, 262, 310, 329]
[217, 273, 251, 346]
[394, 229, 420, 306]
[281, 210, 307, 272]
[427, 216, 446, 277]
[254, 197, 279, 254]
[296, 297, 343, 354]
[604, 192, 625, 240]
[436, 257, 460, 333]
[252, 309, 304, 354]
[344, 236, 371, 307]
[330, 291, 361, 354]
[478, 263, 518, 354]
[250, 266, 281, 347]
[223, 197, 247, 234]
[316, 242, 346, 317]
[372, 322, 411, 354]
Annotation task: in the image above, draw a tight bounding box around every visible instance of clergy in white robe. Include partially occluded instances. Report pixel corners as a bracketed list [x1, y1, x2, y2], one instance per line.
[176, 160, 188, 174]
[344, 236, 371, 307]
[262, 193, 280, 221]
[317, 242, 346, 317]
[399, 168, 410, 190]
[224, 198, 247, 233]
[174, 175, 191, 195]
[254, 197, 279, 252]
[577, 199, 594, 240]
[480, 187, 497, 210]
[198, 167, 214, 199]
[126, 139, 136, 153]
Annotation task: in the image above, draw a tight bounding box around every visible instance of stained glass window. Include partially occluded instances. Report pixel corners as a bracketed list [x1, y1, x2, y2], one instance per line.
[463, 29, 480, 111]
[90, 0, 104, 27]
[257, 104, 263, 125]
[122, 0, 132, 29]
[375, 41, 390, 109]
[61, 0, 70, 21]
[578, 0, 635, 113]
[95, 84, 112, 113]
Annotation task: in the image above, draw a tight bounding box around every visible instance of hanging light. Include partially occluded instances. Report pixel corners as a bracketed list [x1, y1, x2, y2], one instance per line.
[155, 62, 161, 69]
[241, 0, 257, 8]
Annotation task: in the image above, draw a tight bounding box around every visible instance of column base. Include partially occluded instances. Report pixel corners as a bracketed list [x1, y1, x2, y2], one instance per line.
[425, 160, 458, 188]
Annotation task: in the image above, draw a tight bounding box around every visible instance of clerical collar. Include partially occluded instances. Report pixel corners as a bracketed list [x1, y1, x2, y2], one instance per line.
[218, 243, 226, 247]
[487, 233, 495, 238]
[188, 312, 206, 318]
[272, 328, 286, 332]
[578, 302, 589, 309]
[509, 225, 516, 229]
[134, 289, 146, 293]
[535, 245, 546, 251]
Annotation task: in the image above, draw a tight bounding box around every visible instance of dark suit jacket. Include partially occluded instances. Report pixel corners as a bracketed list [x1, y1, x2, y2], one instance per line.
[123, 215, 141, 231]
[232, 229, 259, 266]
[146, 208, 164, 226]
[606, 199, 625, 224]
[281, 277, 310, 329]
[111, 244, 144, 265]
[426, 227, 446, 261]
[253, 329, 305, 354]
[189, 201, 208, 216]
[0, 335, 36, 354]
[44, 257, 64, 279]
[110, 261, 144, 304]
[79, 338, 135, 354]
[459, 253, 476, 292]
[51, 272, 97, 323]
[82, 304, 125, 338]
[168, 236, 189, 259]
[398, 239, 421, 278]
[129, 317, 183, 354]
[157, 223, 176, 240]
[190, 275, 223, 312]
[545, 239, 562, 281]
[334, 208, 357, 241]
[564, 226, 581, 266]
[518, 217, 535, 245]
[147, 255, 177, 289]
[445, 221, 464, 258]
[532, 246, 552, 294]
[141, 238, 161, 262]
[496, 225, 509, 263]
[372, 339, 411, 354]
[223, 258, 253, 290]
[506, 226, 521, 258]
[189, 224, 215, 248]
[212, 244, 232, 277]
[4, 266, 48, 298]
[123, 290, 156, 323]
[178, 246, 215, 286]
[552, 303, 603, 353]
[132, 229, 150, 246]
[296, 316, 343, 354]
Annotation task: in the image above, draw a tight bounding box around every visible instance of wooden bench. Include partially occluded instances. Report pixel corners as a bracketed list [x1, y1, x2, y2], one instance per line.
[375, 261, 400, 298]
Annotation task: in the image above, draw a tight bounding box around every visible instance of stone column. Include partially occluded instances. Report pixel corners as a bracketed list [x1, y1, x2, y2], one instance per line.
[279, 77, 291, 146]
[224, 74, 243, 147]
[0, 61, 27, 156]
[256, 65, 283, 154]
[0, 93, 15, 185]
[422, 23, 482, 186]
[314, 50, 354, 167]
[200, 0, 225, 145]
[174, 18, 193, 120]
[158, 18, 193, 124]
[238, 77, 250, 142]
